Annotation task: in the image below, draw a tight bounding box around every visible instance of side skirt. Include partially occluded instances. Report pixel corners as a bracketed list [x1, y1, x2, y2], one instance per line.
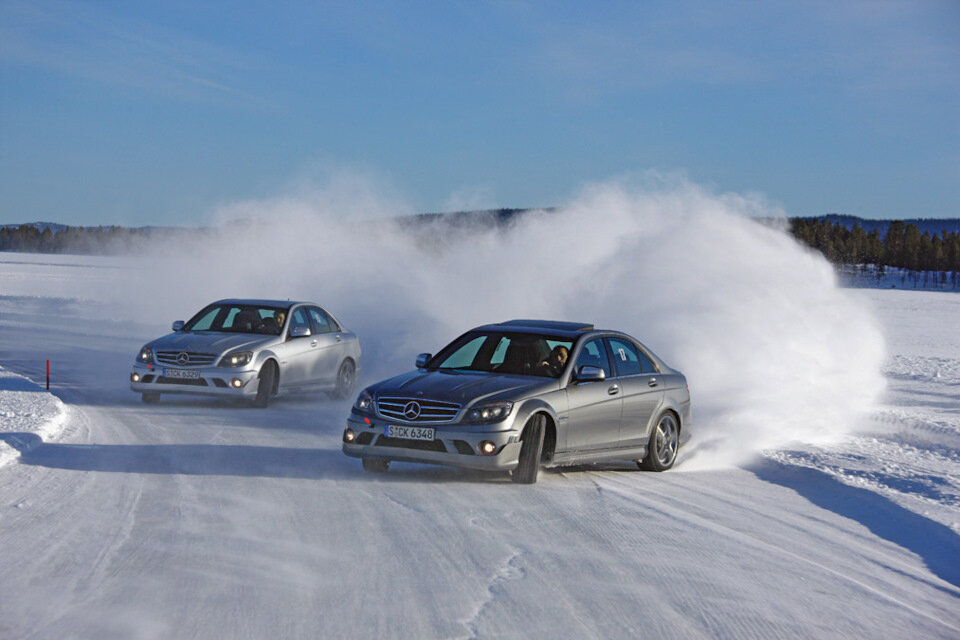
[547, 446, 648, 467]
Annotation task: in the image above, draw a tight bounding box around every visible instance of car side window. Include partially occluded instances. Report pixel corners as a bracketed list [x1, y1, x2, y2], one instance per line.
[607, 337, 643, 377]
[637, 348, 658, 374]
[288, 307, 311, 336]
[308, 307, 333, 334]
[324, 309, 342, 332]
[574, 338, 611, 378]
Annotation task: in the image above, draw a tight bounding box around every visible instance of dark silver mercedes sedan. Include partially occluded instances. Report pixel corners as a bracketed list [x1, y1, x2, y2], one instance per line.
[342, 319, 690, 483]
[130, 299, 360, 407]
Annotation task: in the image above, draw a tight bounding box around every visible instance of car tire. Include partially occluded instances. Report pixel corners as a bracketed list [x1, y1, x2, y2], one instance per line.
[252, 361, 277, 408]
[362, 458, 389, 473]
[332, 359, 356, 400]
[639, 412, 679, 471]
[512, 414, 545, 484]
[141, 392, 161, 404]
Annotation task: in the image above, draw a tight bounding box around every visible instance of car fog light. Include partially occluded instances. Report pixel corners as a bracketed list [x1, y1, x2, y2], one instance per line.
[344, 428, 356, 443]
[231, 378, 243, 388]
[131, 373, 140, 383]
[479, 440, 497, 456]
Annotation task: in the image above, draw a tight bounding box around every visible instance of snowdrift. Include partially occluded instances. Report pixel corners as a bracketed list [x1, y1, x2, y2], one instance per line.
[0, 365, 68, 468]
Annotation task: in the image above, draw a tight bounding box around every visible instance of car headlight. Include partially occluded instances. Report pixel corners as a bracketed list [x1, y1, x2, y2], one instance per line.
[354, 390, 373, 412]
[466, 402, 513, 423]
[218, 351, 253, 368]
[137, 347, 154, 364]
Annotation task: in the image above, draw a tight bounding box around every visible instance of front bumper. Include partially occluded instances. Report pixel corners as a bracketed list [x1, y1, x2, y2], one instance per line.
[341, 412, 523, 471]
[129, 362, 259, 398]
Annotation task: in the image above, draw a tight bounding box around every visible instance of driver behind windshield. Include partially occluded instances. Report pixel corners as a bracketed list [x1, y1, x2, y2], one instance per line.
[539, 345, 570, 377]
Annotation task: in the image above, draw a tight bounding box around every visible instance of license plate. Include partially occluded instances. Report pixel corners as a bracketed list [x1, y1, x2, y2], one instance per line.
[164, 368, 200, 379]
[385, 425, 436, 441]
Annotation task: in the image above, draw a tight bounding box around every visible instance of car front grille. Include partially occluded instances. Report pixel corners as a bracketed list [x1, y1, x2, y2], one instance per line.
[156, 351, 218, 366]
[376, 397, 461, 423]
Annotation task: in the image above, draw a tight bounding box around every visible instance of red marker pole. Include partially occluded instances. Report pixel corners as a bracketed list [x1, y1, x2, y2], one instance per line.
[46, 359, 50, 390]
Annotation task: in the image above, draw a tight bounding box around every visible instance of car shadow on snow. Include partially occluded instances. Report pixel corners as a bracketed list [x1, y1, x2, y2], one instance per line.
[749, 458, 960, 590]
[0, 432, 358, 481]
[0, 433, 512, 484]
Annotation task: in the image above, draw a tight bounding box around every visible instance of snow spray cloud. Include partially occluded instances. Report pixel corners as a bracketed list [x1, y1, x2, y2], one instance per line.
[117, 174, 885, 468]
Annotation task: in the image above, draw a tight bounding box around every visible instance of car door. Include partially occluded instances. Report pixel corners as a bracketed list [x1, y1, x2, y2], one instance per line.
[273, 306, 314, 389]
[563, 337, 623, 453]
[306, 306, 344, 386]
[607, 336, 664, 449]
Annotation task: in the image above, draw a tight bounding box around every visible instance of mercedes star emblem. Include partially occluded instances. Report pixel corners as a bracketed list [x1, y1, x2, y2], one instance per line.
[403, 401, 422, 420]
[176, 352, 189, 365]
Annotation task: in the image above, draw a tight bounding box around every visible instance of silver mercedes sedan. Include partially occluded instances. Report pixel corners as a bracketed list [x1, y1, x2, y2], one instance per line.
[342, 319, 690, 483]
[130, 299, 360, 407]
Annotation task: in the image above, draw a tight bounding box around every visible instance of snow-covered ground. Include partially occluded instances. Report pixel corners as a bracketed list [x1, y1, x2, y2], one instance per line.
[0, 249, 958, 639]
[766, 289, 960, 533]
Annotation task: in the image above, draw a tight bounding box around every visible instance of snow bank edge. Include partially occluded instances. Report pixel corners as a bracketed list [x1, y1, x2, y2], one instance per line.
[0, 366, 69, 468]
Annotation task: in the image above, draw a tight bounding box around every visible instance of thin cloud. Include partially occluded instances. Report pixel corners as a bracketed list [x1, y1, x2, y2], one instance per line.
[0, 0, 267, 105]
[519, 1, 958, 98]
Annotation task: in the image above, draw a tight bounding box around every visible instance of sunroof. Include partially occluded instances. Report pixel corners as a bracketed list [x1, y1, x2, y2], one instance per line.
[500, 319, 594, 332]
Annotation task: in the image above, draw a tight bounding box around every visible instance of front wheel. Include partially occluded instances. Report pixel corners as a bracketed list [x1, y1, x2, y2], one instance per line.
[512, 414, 546, 484]
[332, 359, 356, 400]
[639, 412, 679, 471]
[252, 362, 277, 408]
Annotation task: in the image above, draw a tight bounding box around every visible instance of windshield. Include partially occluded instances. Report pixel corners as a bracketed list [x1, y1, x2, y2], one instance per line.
[428, 331, 574, 378]
[182, 303, 288, 335]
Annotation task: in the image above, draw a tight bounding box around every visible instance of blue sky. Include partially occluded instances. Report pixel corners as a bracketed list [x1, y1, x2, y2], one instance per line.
[1, 0, 957, 226]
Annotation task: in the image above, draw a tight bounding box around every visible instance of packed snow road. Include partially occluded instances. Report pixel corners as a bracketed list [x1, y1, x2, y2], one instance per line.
[0, 261, 959, 638]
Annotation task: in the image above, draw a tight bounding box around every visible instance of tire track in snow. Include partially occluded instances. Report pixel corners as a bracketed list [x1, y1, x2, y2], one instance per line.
[459, 550, 527, 640]
[587, 470, 960, 635]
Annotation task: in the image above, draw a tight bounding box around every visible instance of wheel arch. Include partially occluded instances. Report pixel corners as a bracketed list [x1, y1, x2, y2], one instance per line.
[664, 406, 682, 432]
[515, 400, 559, 463]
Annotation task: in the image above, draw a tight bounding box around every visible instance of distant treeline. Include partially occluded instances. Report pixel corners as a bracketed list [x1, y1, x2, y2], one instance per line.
[0, 211, 529, 255]
[0, 224, 203, 255]
[789, 218, 960, 274]
[4, 216, 960, 281]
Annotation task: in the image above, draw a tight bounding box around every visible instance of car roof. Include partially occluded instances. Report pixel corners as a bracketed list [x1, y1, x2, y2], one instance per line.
[474, 319, 595, 338]
[213, 299, 311, 309]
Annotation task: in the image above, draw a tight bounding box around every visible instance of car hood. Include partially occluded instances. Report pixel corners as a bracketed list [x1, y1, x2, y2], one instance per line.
[147, 331, 277, 355]
[369, 369, 556, 405]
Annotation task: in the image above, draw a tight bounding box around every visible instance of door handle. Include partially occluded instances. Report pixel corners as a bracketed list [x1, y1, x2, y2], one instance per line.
[607, 385, 619, 395]
[310, 340, 318, 347]
[648, 378, 658, 387]
[335, 334, 342, 342]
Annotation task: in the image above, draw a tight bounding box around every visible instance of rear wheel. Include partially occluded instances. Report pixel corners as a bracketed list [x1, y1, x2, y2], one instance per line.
[252, 361, 277, 408]
[639, 412, 679, 471]
[141, 392, 160, 404]
[332, 359, 356, 400]
[512, 414, 545, 484]
[362, 458, 389, 473]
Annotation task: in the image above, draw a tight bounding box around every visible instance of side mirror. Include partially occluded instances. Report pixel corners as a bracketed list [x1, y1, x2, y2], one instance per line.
[289, 326, 311, 338]
[416, 353, 432, 369]
[172, 320, 184, 332]
[574, 365, 605, 383]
